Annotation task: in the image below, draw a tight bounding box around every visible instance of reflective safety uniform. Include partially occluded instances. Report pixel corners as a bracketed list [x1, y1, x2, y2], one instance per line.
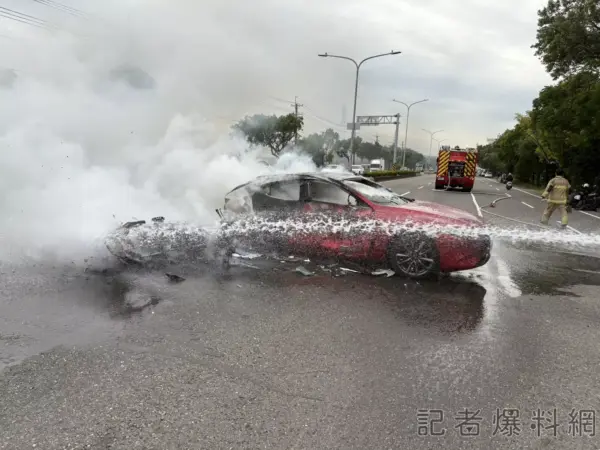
[541, 175, 570, 226]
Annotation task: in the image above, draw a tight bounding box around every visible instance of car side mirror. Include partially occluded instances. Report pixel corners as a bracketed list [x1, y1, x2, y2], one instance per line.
[348, 195, 358, 207]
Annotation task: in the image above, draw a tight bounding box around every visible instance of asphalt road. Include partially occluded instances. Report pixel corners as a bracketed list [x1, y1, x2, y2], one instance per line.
[2, 174, 600, 449]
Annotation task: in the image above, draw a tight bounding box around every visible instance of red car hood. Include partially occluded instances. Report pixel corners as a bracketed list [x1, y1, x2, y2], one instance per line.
[383, 200, 483, 226]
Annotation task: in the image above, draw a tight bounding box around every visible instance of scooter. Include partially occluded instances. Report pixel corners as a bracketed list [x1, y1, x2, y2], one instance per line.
[505, 181, 513, 190]
[569, 190, 599, 211]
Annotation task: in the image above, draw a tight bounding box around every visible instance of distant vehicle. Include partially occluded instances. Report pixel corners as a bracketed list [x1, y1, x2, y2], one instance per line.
[435, 146, 479, 192]
[351, 165, 365, 175]
[415, 163, 424, 172]
[484, 171, 493, 178]
[322, 164, 349, 173]
[370, 159, 386, 171]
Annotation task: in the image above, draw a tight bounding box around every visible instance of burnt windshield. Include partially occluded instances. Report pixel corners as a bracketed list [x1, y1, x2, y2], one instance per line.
[342, 180, 410, 205]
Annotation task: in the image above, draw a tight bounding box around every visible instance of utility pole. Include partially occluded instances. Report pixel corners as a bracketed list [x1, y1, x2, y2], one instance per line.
[291, 96, 303, 145]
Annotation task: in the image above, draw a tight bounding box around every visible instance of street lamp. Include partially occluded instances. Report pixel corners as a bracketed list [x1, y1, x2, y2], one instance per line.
[422, 128, 443, 170]
[433, 137, 448, 150]
[319, 50, 402, 164]
[392, 98, 428, 167]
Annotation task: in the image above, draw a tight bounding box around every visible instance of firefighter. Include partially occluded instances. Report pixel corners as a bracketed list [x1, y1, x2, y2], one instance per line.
[541, 168, 571, 228]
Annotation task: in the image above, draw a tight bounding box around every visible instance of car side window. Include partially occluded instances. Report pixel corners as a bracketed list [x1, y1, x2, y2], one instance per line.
[308, 181, 350, 206]
[266, 180, 301, 201]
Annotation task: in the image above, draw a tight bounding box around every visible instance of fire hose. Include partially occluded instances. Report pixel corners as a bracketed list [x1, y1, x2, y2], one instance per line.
[480, 194, 550, 229]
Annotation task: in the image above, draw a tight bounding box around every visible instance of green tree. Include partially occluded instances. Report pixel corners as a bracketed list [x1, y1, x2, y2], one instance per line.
[533, 0, 600, 79]
[530, 71, 600, 184]
[336, 137, 363, 165]
[300, 128, 340, 167]
[233, 113, 304, 157]
[394, 147, 425, 169]
[356, 140, 384, 161]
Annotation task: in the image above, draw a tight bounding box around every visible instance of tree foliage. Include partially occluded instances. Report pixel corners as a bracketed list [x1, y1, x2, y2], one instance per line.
[480, 0, 600, 187]
[300, 128, 340, 166]
[532, 0, 600, 79]
[301, 132, 425, 168]
[233, 113, 304, 157]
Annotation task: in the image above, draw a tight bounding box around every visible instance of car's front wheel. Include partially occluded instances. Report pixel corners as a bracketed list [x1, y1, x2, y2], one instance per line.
[388, 232, 440, 279]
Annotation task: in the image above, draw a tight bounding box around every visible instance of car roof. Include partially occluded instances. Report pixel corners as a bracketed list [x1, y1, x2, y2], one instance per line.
[225, 171, 366, 196]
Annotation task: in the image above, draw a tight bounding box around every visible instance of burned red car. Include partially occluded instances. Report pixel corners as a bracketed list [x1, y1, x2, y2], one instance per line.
[218, 172, 491, 279]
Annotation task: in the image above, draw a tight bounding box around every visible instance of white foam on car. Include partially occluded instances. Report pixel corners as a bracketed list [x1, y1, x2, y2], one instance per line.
[110, 215, 600, 262]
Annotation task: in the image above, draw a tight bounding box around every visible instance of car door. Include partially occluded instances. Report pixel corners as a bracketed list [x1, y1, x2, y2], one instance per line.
[237, 178, 305, 254]
[299, 179, 376, 262]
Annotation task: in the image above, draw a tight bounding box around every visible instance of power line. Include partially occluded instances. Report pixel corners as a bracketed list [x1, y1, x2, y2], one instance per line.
[0, 6, 58, 30]
[0, 12, 49, 30]
[303, 104, 346, 129]
[0, 6, 55, 27]
[263, 97, 348, 132]
[32, 0, 89, 19]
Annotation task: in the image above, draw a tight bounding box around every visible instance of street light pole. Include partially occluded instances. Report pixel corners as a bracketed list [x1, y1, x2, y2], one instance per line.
[422, 128, 443, 170]
[433, 138, 448, 151]
[319, 50, 402, 165]
[392, 98, 428, 168]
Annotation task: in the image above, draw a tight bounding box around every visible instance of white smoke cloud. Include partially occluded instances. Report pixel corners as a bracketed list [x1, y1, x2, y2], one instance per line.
[0, 4, 318, 263]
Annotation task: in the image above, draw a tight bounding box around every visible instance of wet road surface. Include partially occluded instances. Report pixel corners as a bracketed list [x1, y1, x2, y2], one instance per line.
[1, 174, 600, 449]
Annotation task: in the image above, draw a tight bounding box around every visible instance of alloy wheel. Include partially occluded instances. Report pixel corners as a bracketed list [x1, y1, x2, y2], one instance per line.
[394, 238, 436, 277]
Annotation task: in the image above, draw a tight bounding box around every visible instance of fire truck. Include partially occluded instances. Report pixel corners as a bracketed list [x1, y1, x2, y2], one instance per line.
[434, 145, 478, 192]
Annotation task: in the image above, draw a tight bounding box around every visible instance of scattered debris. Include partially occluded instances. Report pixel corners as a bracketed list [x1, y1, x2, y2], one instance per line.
[233, 252, 262, 259]
[235, 261, 260, 269]
[295, 266, 315, 276]
[371, 269, 395, 277]
[165, 273, 185, 283]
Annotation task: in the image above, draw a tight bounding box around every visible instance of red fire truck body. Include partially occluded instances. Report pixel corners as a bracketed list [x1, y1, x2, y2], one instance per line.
[434, 145, 478, 192]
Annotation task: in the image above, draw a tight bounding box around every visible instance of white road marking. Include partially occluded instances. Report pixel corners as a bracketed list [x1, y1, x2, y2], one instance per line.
[554, 250, 600, 259]
[400, 191, 410, 196]
[506, 183, 600, 221]
[579, 210, 600, 220]
[495, 188, 500, 191]
[471, 193, 482, 217]
[573, 268, 600, 274]
[418, 185, 424, 189]
[521, 202, 534, 209]
[513, 187, 540, 198]
[567, 225, 582, 234]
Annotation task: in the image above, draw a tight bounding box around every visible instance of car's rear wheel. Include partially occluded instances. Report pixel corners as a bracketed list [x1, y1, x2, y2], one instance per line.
[388, 232, 439, 279]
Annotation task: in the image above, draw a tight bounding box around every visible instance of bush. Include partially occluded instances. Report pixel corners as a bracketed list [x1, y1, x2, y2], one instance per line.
[364, 170, 418, 178]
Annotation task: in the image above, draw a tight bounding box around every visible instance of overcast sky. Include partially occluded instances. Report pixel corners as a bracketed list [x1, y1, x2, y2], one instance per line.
[1, 0, 552, 155]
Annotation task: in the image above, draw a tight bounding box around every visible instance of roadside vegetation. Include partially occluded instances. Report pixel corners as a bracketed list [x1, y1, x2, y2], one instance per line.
[478, 0, 600, 188]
